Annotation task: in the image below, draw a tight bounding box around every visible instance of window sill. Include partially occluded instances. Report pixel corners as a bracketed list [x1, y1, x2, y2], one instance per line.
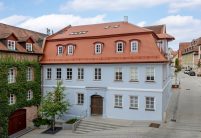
[77, 104, 84, 106]
[93, 79, 102, 81]
[114, 80, 123, 82]
[145, 80, 155, 83]
[114, 106, 122, 109]
[77, 79, 84, 81]
[145, 109, 155, 111]
[56, 79, 62, 80]
[129, 107, 138, 110]
[46, 78, 52, 80]
[129, 80, 139, 82]
[66, 79, 72, 81]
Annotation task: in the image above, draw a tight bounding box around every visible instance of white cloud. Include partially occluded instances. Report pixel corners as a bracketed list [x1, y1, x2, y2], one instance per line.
[169, 0, 201, 13]
[156, 15, 201, 50]
[60, 0, 170, 12]
[137, 21, 146, 27]
[0, 14, 106, 33]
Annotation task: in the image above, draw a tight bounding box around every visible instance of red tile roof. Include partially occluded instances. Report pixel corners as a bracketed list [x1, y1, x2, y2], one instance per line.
[41, 22, 174, 64]
[0, 23, 47, 54]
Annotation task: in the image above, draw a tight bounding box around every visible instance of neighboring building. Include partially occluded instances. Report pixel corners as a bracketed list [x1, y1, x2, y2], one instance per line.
[181, 37, 201, 69]
[171, 51, 178, 67]
[178, 42, 190, 67]
[41, 21, 174, 121]
[0, 23, 46, 136]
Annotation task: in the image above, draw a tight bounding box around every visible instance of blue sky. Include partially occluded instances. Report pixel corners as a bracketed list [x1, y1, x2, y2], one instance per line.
[0, 0, 201, 50]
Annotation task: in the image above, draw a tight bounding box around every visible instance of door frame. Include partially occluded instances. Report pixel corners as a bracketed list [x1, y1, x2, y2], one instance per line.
[90, 95, 103, 116]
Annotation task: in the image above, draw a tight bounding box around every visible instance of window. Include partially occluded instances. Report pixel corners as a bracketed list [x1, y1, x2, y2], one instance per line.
[8, 68, 16, 83]
[94, 68, 101, 80]
[130, 96, 138, 109]
[77, 93, 84, 105]
[145, 97, 155, 111]
[78, 68, 84, 80]
[7, 40, 15, 50]
[57, 46, 63, 55]
[26, 43, 33, 52]
[56, 68, 62, 80]
[146, 67, 155, 81]
[95, 43, 102, 54]
[131, 41, 138, 52]
[9, 94, 16, 105]
[66, 68, 72, 80]
[27, 90, 33, 100]
[67, 45, 74, 55]
[47, 68, 52, 79]
[115, 68, 122, 81]
[114, 95, 122, 108]
[27, 67, 33, 81]
[130, 67, 138, 81]
[116, 42, 124, 53]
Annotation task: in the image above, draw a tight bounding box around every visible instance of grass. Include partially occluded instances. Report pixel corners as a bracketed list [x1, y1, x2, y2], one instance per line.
[65, 118, 78, 124]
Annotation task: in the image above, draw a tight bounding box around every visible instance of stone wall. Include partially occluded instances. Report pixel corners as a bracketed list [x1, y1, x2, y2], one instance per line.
[24, 106, 38, 127]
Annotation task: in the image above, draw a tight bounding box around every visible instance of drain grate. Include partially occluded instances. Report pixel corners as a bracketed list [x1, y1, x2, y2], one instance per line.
[186, 89, 190, 90]
[149, 123, 160, 128]
[171, 119, 176, 122]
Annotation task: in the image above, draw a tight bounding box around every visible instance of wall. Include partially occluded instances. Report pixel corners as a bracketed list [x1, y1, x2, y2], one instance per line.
[24, 106, 38, 127]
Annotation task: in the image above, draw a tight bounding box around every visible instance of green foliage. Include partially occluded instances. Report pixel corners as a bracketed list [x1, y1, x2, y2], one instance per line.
[175, 58, 181, 72]
[0, 57, 41, 137]
[32, 117, 51, 127]
[39, 81, 70, 131]
[198, 60, 201, 68]
[65, 118, 78, 124]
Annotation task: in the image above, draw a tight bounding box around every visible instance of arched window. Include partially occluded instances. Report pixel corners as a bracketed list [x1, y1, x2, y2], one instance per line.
[131, 41, 139, 53]
[67, 45, 74, 55]
[116, 41, 124, 53]
[95, 43, 102, 54]
[27, 90, 33, 100]
[57, 46, 63, 55]
[9, 94, 16, 105]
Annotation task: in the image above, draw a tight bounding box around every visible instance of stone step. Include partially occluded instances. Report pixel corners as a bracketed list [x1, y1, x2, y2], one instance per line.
[82, 120, 123, 127]
[9, 127, 34, 138]
[79, 123, 117, 130]
[77, 125, 115, 131]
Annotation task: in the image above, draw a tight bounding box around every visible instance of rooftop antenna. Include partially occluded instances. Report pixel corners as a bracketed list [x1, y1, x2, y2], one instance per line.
[124, 16, 128, 23]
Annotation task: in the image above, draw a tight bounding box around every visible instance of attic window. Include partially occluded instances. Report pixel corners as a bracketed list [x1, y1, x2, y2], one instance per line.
[69, 31, 88, 35]
[26, 43, 33, 52]
[104, 26, 111, 29]
[7, 40, 16, 51]
[113, 25, 120, 28]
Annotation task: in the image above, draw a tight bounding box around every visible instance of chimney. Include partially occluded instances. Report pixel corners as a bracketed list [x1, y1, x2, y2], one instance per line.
[124, 16, 128, 23]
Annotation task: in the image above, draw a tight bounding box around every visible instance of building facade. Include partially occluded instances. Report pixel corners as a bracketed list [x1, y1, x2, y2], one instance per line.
[0, 23, 46, 136]
[41, 21, 174, 121]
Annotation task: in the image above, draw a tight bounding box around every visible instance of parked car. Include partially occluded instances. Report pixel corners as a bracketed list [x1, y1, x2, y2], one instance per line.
[188, 71, 196, 76]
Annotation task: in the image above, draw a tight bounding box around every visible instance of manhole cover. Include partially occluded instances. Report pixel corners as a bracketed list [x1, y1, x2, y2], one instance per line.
[149, 123, 160, 128]
[186, 89, 190, 90]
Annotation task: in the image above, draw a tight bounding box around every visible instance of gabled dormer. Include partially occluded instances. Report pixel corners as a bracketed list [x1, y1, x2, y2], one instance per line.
[18, 37, 35, 52]
[0, 33, 18, 51]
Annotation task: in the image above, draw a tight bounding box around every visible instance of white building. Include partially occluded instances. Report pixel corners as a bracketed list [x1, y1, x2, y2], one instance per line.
[41, 21, 174, 121]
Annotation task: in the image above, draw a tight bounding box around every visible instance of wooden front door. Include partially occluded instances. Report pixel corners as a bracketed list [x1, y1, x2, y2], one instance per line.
[91, 95, 103, 115]
[8, 109, 26, 136]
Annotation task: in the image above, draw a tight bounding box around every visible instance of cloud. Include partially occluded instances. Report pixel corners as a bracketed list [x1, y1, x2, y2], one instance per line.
[169, 0, 201, 13]
[137, 21, 146, 27]
[60, 0, 170, 12]
[0, 14, 106, 33]
[156, 15, 201, 50]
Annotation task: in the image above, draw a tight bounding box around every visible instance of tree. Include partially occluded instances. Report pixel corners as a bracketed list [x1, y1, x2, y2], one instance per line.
[39, 81, 69, 132]
[175, 58, 181, 72]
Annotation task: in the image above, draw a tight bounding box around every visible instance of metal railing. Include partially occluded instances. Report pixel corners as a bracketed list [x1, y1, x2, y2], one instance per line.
[72, 110, 87, 132]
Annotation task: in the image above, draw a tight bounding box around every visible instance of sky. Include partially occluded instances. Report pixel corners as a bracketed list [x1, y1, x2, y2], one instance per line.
[0, 0, 201, 50]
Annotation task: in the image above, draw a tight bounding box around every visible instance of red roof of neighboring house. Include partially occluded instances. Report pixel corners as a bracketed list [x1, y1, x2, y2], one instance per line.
[41, 22, 174, 64]
[0, 23, 47, 54]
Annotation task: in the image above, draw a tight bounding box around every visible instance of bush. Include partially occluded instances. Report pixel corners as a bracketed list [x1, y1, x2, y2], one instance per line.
[65, 118, 78, 124]
[33, 117, 51, 127]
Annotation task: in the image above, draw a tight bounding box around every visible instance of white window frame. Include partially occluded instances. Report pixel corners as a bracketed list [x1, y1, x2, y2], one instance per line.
[47, 68, 52, 80]
[130, 67, 138, 81]
[66, 68, 72, 80]
[145, 97, 155, 111]
[27, 67, 33, 81]
[26, 43, 33, 52]
[116, 41, 124, 53]
[114, 95, 122, 108]
[131, 41, 138, 53]
[67, 45, 74, 55]
[57, 46, 63, 55]
[8, 68, 16, 83]
[95, 43, 102, 54]
[130, 96, 138, 109]
[77, 93, 84, 105]
[9, 94, 16, 105]
[94, 68, 101, 81]
[7, 40, 16, 50]
[56, 68, 62, 80]
[77, 68, 84, 80]
[146, 67, 155, 81]
[115, 67, 122, 81]
[27, 90, 33, 100]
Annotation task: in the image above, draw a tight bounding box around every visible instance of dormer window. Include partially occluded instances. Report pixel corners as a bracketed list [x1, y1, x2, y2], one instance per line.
[57, 46, 63, 55]
[116, 41, 124, 53]
[7, 40, 16, 51]
[95, 43, 102, 54]
[67, 45, 74, 55]
[131, 41, 139, 53]
[26, 43, 33, 52]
